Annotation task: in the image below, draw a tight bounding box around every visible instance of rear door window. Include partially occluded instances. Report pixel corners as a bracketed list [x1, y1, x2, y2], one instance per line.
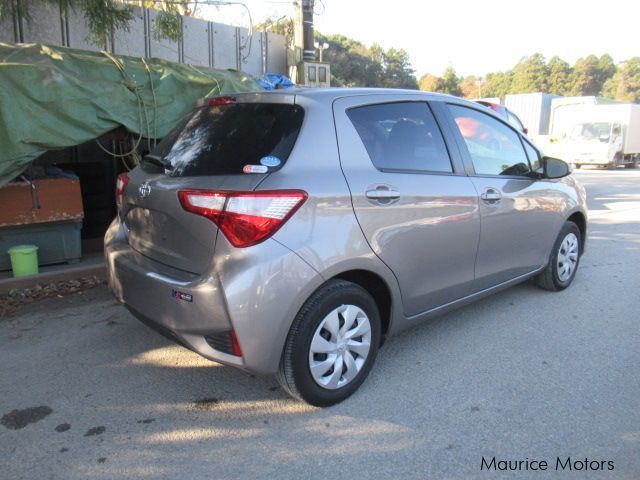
[142, 103, 304, 176]
[347, 102, 453, 173]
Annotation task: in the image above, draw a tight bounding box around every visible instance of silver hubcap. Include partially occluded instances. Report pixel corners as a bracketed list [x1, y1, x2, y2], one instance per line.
[557, 233, 579, 282]
[308, 304, 372, 390]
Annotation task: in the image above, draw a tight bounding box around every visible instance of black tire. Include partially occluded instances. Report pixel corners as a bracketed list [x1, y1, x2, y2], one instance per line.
[535, 221, 581, 291]
[277, 279, 381, 407]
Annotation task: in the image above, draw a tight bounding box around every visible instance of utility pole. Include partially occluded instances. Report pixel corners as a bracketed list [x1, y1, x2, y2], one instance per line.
[292, 0, 330, 87]
[315, 42, 329, 62]
[475, 78, 484, 98]
[294, 0, 316, 60]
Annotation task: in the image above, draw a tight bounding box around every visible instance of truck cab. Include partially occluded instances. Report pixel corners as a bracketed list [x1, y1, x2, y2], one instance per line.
[550, 103, 640, 169]
[566, 121, 627, 168]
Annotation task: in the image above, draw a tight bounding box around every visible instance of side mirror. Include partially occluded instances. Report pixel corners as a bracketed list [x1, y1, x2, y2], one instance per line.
[543, 156, 570, 179]
[599, 134, 610, 142]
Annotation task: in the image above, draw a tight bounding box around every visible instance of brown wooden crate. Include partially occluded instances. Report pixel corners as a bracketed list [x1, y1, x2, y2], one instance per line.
[0, 178, 84, 227]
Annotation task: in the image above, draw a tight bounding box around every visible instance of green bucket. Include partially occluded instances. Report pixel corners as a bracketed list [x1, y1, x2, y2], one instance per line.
[8, 244, 39, 277]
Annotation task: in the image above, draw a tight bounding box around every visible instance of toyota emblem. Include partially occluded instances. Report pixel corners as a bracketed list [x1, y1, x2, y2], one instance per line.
[138, 181, 151, 198]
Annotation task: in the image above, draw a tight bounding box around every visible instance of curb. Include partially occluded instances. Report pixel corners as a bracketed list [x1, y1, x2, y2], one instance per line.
[0, 263, 106, 295]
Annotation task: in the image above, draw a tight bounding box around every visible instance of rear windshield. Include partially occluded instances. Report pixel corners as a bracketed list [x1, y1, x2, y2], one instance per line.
[142, 103, 304, 176]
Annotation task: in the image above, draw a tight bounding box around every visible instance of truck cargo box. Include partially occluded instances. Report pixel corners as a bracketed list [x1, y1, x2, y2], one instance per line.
[505, 93, 560, 136]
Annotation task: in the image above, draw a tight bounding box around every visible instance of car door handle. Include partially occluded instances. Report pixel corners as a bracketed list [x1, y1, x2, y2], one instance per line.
[365, 189, 400, 200]
[480, 188, 502, 203]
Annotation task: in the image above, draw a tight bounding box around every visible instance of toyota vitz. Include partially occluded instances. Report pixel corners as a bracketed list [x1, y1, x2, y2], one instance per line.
[105, 89, 587, 406]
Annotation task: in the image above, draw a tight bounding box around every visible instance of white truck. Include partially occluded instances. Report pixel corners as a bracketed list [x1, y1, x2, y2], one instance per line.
[549, 103, 640, 169]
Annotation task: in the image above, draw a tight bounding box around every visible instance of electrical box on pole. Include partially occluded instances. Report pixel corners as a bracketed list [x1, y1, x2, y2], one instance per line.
[291, 0, 330, 87]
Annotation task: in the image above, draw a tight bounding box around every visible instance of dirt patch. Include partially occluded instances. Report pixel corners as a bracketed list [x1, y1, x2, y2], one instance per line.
[0, 277, 107, 319]
[55, 423, 71, 432]
[84, 426, 106, 436]
[1, 406, 53, 430]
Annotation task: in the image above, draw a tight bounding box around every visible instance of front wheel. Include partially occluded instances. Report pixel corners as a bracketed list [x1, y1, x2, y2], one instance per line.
[535, 221, 581, 291]
[277, 280, 381, 406]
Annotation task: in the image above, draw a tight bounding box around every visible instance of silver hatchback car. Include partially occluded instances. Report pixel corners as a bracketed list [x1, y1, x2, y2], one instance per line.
[105, 88, 587, 406]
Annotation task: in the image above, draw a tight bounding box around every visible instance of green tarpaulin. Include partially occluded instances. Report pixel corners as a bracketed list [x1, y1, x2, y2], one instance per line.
[0, 43, 264, 186]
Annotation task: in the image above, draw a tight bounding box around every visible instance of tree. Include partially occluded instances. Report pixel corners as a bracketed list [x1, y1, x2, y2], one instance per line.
[314, 33, 417, 88]
[547, 56, 572, 96]
[511, 53, 548, 93]
[417, 68, 463, 96]
[254, 16, 294, 47]
[597, 54, 617, 88]
[602, 57, 640, 102]
[483, 71, 513, 99]
[569, 54, 616, 96]
[459, 75, 483, 99]
[315, 33, 378, 86]
[414, 53, 634, 101]
[381, 48, 418, 89]
[147, 1, 201, 42]
[436, 67, 462, 96]
[419, 73, 439, 92]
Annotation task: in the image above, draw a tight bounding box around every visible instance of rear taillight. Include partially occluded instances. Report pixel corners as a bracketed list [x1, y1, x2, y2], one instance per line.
[178, 189, 307, 248]
[115, 173, 129, 209]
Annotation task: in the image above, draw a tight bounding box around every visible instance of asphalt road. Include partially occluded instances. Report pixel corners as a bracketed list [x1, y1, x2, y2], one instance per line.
[1, 168, 639, 480]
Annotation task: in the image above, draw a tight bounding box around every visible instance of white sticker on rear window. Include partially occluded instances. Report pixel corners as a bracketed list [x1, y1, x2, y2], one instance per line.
[242, 164, 268, 174]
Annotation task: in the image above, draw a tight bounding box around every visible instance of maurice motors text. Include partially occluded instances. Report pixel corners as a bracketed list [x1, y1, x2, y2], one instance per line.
[481, 456, 614, 472]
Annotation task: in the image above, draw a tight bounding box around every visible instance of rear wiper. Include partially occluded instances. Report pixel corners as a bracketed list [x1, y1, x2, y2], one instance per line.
[143, 154, 168, 168]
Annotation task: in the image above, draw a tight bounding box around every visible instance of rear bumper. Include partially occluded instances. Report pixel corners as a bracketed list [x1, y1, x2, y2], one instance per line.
[105, 218, 245, 368]
[104, 217, 323, 374]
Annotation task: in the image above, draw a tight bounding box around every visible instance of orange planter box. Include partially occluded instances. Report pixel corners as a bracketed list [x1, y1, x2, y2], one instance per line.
[0, 178, 84, 227]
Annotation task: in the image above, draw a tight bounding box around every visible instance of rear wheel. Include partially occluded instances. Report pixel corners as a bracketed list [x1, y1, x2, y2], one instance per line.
[535, 221, 581, 291]
[277, 280, 381, 406]
[611, 153, 623, 168]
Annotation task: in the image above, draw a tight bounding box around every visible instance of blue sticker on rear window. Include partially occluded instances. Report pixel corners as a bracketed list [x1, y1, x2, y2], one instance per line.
[260, 156, 281, 168]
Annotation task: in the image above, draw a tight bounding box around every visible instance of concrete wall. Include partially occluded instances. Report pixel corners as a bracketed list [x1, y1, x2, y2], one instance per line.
[0, 4, 287, 75]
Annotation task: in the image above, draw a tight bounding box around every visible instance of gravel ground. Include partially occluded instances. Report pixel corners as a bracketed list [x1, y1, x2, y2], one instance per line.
[0, 276, 104, 319]
[1, 168, 639, 479]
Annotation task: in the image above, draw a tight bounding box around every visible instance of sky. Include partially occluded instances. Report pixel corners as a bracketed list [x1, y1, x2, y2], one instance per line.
[203, 0, 639, 78]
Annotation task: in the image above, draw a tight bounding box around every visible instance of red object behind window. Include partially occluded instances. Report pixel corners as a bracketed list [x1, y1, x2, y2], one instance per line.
[208, 96, 236, 106]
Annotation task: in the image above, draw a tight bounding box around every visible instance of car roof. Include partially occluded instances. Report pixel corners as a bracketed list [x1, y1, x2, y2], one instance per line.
[225, 88, 510, 125]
